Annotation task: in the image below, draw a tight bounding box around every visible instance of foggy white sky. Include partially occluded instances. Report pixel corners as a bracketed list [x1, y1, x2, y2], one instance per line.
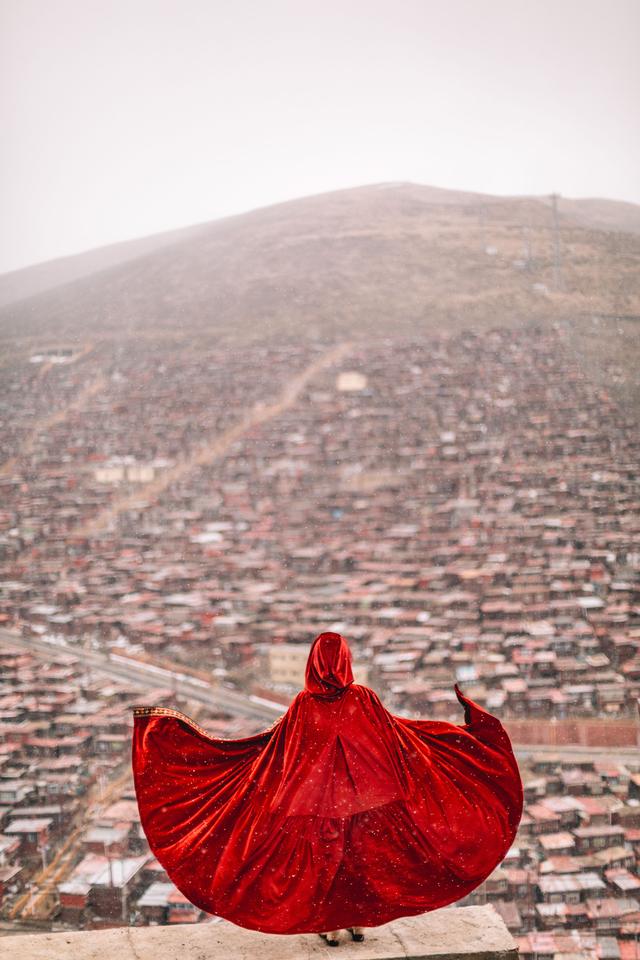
[1, 0, 639, 274]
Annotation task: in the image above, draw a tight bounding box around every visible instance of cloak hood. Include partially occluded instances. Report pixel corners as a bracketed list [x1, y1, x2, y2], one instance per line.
[304, 631, 354, 698]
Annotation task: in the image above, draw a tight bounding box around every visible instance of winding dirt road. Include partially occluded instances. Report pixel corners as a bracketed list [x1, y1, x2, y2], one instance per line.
[75, 340, 353, 537]
[1, 366, 106, 478]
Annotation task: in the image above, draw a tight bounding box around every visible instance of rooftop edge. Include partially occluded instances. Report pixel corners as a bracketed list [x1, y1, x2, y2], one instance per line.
[1, 905, 518, 960]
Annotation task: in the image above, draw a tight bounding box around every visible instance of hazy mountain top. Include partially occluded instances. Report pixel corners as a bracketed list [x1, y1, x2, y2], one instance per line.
[0, 221, 212, 310]
[555, 195, 640, 235]
[2, 182, 639, 313]
[0, 184, 638, 407]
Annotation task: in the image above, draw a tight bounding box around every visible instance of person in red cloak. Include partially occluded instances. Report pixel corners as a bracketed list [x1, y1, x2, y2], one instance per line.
[132, 631, 522, 942]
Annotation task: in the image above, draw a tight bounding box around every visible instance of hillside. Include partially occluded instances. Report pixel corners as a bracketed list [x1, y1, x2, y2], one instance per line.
[0, 221, 212, 310]
[1, 182, 638, 403]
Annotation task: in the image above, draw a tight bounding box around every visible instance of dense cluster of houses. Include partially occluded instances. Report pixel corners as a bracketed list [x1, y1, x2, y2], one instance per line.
[465, 751, 640, 955]
[0, 322, 638, 947]
[1, 327, 637, 716]
[0, 643, 255, 926]
[1, 639, 639, 951]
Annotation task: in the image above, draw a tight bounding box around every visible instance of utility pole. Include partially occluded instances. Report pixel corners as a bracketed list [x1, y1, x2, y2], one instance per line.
[521, 223, 533, 271]
[104, 840, 114, 888]
[478, 203, 487, 251]
[550, 193, 563, 291]
[122, 877, 128, 922]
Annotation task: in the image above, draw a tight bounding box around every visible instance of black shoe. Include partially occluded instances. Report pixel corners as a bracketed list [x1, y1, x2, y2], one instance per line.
[319, 933, 340, 947]
[348, 928, 365, 942]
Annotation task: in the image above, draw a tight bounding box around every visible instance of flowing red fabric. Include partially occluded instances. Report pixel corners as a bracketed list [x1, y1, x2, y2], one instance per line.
[132, 632, 522, 934]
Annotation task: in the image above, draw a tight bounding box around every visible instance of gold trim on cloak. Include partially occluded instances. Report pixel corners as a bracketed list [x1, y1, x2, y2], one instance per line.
[132, 704, 284, 739]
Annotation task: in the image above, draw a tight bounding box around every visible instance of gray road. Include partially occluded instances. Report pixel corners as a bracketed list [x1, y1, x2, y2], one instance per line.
[1, 628, 638, 762]
[0, 628, 282, 725]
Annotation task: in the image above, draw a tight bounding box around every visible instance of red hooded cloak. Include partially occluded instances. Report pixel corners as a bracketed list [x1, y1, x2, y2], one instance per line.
[132, 632, 522, 934]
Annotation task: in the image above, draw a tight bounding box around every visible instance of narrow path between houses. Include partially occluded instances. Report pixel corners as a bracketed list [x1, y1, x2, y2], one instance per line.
[7, 765, 132, 922]
[1, 366, 106, 478]
[75, 341, 353, 537]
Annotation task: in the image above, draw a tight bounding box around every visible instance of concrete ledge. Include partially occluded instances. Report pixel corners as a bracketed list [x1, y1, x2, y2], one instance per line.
[1, 906, 517, 959]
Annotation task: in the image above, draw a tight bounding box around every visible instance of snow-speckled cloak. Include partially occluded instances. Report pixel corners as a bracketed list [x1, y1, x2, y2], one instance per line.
[132, 631, 522, 933]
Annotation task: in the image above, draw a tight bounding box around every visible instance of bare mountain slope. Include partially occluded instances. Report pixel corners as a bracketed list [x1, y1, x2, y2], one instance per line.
[0, 183, 638, 357]
[557, 196, 640, 235]
[0, 221, 212, 310]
